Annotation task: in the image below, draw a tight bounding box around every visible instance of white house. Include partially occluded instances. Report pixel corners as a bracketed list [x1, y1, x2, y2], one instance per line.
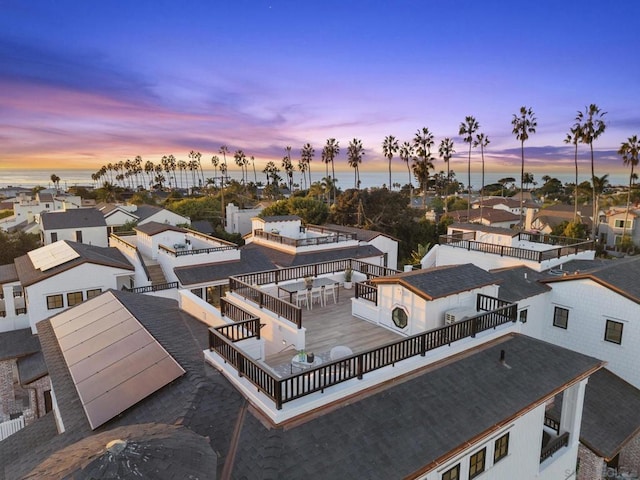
[39, 208, 108, 247]
[97, 203, 190, 233]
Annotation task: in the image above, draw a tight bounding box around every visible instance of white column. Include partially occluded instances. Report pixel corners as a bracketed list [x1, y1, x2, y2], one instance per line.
[560, 378, 589, 447]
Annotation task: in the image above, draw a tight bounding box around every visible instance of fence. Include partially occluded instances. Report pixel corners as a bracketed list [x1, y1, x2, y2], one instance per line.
[0, 416, 24, 441]
[123, 282, 179, 294]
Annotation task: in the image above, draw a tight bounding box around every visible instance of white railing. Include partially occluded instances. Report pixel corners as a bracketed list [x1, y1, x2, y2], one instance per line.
[0, 415, 25, 441]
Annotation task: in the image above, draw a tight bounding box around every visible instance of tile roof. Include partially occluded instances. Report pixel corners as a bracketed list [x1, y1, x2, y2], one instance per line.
[243, 243, 383, 268]
[490, 266, 551, 302]
[231, 334, 602, 479]
[174, 247, 275, 286]
[40, 208, 106, 230]
[134, 221, 186, 236]
[0, 328, 41, 361]
[372, 263, 498, 300]
[0, 264, 18, 284]
[540, 256, 640, 304]
[17, 351, 48, 385]
[14, 241, 133, 287]
[547, 368, 640, 460]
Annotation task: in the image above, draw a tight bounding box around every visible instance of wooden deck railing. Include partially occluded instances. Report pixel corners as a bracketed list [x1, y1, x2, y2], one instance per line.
[477, 293, 513, 312]
[540, 432, 569, 463]
[211, 317, 261, 342]
[209, 296, 517, 409]
[355, 281, 378, 305]
[544, 415, 560, 434]
[158, 243, 236, 257]
[228, 277, 302, 328]
[220, 298, 259, 323]
[254, 228, 356, 247]
[123, 282, 179, 294]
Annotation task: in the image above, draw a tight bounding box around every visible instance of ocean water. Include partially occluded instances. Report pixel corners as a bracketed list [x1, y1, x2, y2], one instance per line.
[0, 168, 630, 191]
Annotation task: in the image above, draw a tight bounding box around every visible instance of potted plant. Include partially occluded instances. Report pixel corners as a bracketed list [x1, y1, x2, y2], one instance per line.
[343, 267, 353, 289]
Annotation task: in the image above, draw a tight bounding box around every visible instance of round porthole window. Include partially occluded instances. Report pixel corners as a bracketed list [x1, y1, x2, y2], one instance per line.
[392, 307, 408, 329]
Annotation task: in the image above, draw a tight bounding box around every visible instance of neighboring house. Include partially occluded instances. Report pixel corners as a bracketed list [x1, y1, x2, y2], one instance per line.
[598, 207, 639, 250]
[0, 289, 603, 480]
[97, 203, 190, 233]
[527, 204, 592, 234]
[39, 208, 108, 247]
[0, 240, 134, 333]
[225, 202, 267, 236]
[0, 191, 84, 233]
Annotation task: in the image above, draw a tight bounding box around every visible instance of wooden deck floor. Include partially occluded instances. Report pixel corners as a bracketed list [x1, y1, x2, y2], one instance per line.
[263, 285, 402, 368]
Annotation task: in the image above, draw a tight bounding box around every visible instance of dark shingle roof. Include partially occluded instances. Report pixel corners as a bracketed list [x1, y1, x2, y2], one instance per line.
[40, 208, 106, 230]
[244, 242, 382, 268]
[17, 351, 48, 385]
[541, 256, 640, 304]
[0, 329, 40, 361]
[258, 215, 301, 222]
[448, 222, 518, 237]
[490, 266, 551, 302]
[0, 264, 18, 284]
[373, 263, 498, 300]
[14, 241, 133, 287]
[174, 247, 275, 285]
[131, 204, 163, 221]
[134, 221, 186, 236]
[231, 334, 602, 479]
[469, 208, 520, 223]
[320, 224, 397, 242]
[547, 369, 640, 460]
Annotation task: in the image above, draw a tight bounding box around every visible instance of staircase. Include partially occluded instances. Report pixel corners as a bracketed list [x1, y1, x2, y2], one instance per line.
[147, 264, 168, 286]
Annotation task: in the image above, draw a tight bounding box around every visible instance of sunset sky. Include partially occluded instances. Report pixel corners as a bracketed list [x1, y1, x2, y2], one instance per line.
[1, 0, 639, 178]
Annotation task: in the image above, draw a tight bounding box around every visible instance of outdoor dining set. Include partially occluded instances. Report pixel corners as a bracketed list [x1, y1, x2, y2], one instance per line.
[277, 277, 339, 309]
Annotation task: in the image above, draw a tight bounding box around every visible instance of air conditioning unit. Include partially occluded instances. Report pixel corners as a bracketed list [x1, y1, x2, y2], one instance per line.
[444, 307, 477, 325]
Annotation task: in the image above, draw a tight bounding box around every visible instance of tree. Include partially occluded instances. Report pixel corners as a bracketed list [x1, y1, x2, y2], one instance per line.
[219, 145, 229, 186]
[250, 156, 257, 184]
[399, 141, 415, 190]
[522, 172, 535, 190]
[498, 177, 516, 197]
[210, 155, 220, 188]
[473, 133, 489, 220]
[324, 138, 339, 204]
[382, 135, 399, 190]
[564, 124, 583, 221]
[618, 135, 640, 245]
[347, 138, 364, 189]
[233, 150, 247, 185]
[459, 116, 479, 220]
[50, 174, 61, 190]
[281, 153, 294, 192]
[576, 104, 606, 240]
[413, 128, 435, 208]
[300, 143, 314, 188]
[511, 106, 537, 226]
[592, 174, 610, 239]
[438, 138, 455, 201]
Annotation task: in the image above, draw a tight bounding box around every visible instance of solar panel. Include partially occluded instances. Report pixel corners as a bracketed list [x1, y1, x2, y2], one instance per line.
[50, 291, 185, 430]
[27, 241, 80, 271]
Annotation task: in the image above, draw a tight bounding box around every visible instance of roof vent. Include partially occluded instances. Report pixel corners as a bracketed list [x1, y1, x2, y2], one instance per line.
[499, 349, 511, 369]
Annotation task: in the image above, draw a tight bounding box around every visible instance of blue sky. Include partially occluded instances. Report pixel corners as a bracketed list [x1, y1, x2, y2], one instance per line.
[1, 0, 639, 178]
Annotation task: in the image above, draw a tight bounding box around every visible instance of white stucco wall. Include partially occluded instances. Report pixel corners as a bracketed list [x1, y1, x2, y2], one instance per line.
[42, 225, 108, 247]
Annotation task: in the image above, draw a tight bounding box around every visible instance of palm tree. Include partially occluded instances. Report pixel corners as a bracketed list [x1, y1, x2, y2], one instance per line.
[459, 116, 480, 220]
[473, 133, 490, 221]
[324, 138, 339, 204]
[347, 138, 364, 188]
[399, 141, 415, 189]
[511, 107, 537, 227]
[144, 160, 155, 188]
[50, 174, 60, 190]
[618, 135, 640, 245]
[592, 174, 610, 239]
[564, 124, 583, 222]
[234, 150, 247, 185]
[250, 156, 257, 184]
[219, 162, 228, 226]
[210, 155, 219, 187]
[297, 158, 308, 190]
[413, 128, 435, 207]
[576, 104, 607, 240]
[412, 157, 433, 207]
[281, 154, 294, 192]
[382, 135, 399, 190]
[438, 138, 455, 212]
[301, 143, 314, 188]
[219, 145, 229, 185]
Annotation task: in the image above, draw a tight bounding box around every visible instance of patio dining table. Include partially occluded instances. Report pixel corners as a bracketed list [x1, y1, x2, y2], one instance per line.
[278, 277, 339, 304]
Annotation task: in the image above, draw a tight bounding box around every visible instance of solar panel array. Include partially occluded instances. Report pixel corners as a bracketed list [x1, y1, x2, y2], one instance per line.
[27, 241, 80, 271]
[50, 291, 185, 429]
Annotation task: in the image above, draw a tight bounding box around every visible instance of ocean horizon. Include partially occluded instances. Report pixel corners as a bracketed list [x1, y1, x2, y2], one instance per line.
[0, 168, 631, 192]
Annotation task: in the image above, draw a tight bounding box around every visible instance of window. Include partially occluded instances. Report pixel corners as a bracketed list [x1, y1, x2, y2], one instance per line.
[67, 291, 83, 306]
[442, 464, 460, 480]
[469, 448, 486, 479]
[392, 307, 408, 329]
[519, 309, 528, 323]
[86, 288, 102, 299]
[553, 307, 569, 329]
[494, 432, 509, 464]
[50, 232, 58, 243]
[614, 219, 632, 229]
[75, 230, 83, 243]
[46, 294, 63, 310]
[191, 288, 203, 299]
[604, 320, 623, 345]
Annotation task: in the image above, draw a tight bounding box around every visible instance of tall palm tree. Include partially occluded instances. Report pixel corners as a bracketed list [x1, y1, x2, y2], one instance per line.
[219, 162, 228, 226]
[459, 116, 480, 220]
[438, 138, 455, 212]
[564, 124, 583, 222]
[576, 104, 607, 240]
[219, 145, 229, 186]
[301, 143, 314, 188]
[413, 128, 435, 207]
[324, 138, 339, 204]
[511, 107, 537, 227]
[347, 138, 364, 189]
[382, 135, 399, 190]
[210, 155, 219, 187]
[297, 158, 308, 190]
[234, 150, 247, 185]
[473, 133, 490, 221]
[618, 135, 640, 244]
[281, 154, 294, 192]
[144, 160, 155, 188]
[399, 141, 415, 190]
[250, 156, 257, 184]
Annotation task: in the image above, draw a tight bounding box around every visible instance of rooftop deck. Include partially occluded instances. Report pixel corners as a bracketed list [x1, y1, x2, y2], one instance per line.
[261, 286, 402, 369]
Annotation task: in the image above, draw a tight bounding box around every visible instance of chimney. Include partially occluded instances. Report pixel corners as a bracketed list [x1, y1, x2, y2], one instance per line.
[499, 349, 511, 369]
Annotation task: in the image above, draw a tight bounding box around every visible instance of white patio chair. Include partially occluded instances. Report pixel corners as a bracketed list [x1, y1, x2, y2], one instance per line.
[310, 286, 324, 308]
[330, 345, 353, 361]
[323, 283, 337, 305]
[295, 289, 310, 309]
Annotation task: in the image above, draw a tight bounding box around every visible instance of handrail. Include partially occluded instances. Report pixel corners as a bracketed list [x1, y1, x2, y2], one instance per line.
[220, 298, 259, 323]
[543, 415, 560, 434]
[355, 281, 378, 305]
[158, 243, 236, 257]
[109, 233, 137, 250]
[184, 227, 238, 247]
[123, 282, 179, 294]
[540, 432, 569, 463]
[136, 248, 152, 281]
[229, 277, 302, 328]
[253, 228, 357, 247]
[214, 317, 261, 342]
[209, 297, 517, 410]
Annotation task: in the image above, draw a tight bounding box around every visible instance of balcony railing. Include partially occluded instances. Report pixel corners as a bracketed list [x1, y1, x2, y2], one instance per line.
[209, 296, 517, 410]
[15, 308, 27, 315]
[122, 282, 179, 294]
[254, 228, 356, 247]
[229, 277, 302, 328]
[220, 298, 260, 323]
[439, 234, 594, 263]
[544, 415, 560, 434]
[158, 243, 237, 257]
[540, 432, 569, 463]
[211, 317, 261, 343]
[355, 281, 378, 305]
